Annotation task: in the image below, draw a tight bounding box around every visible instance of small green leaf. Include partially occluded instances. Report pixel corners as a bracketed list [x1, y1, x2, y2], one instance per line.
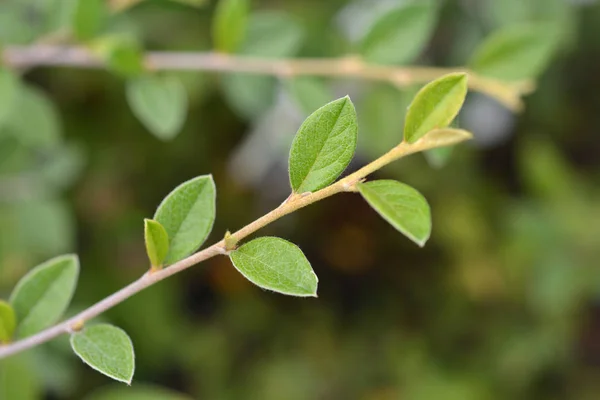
[404, 73, 468, 144]
[469, 24, 559, 81]
[126, 75, 188, 140]
[361, 3, 437, 65]
[0, 68, 19, 128]
[212, 0, 249, 53]
[358, 180, 431, 247]
[424, 146, 454, 169]
[229, 237, 318, 297]
[9, 255, 79, 338]
[154, 175, 216, 265]
[144, 219, 169, 268]
[289, 96, 358, 193]
[70, 324, 135, 384]
[0, 301, 16, 343]
[72, 0, 108, 41]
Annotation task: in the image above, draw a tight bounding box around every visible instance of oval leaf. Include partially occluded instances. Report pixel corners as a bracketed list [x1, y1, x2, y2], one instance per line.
[0, 68, 19, 128]
[289, 96, 358, 193]
[144, 219, 169, 268]
[126, 75, 188, 140]
[361, 3, 437, 65]
[358, 180, 431, 247]
[404, 73, 467, 144]
[70, 324, 135, 384]
[229, 237, 318, 297]
[9, 254, 79, 338]
[0, 300, 16, 343]
[212, 0, 249, 53]
[154, 175, 216, 265]
[469, 24, 559, 81]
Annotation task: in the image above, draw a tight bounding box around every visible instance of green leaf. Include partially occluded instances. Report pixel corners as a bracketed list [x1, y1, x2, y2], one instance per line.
[0, 68, 19, 128]
[358, 180, 431, 247]
[0, 354, 43, 400]
[154, 175, 216, 265]
[72, 0, 108, 41]
[404, 73, 468, 144]
[289, 96, 358, 193]
[424, 146, 454, 169]
[126, 75, 188, 140]
[229, 237, 318, 297]
[469, 24, 559, 81]
[285, 77, 333, 116]
[0, 301, 16, 343]
[361, 2, 437, 65]
[70, 324, 135, 384]
[144, 219, 169, 268]
[86, 384, 191, 400]
[9, 254, 79, 338]
[4, 85, 61, 147]
[212, 0, 249, 53]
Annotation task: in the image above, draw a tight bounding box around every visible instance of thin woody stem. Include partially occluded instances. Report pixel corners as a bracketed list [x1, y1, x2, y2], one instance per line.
[1, 45, 532, 111]
[0, 130, 471, 359]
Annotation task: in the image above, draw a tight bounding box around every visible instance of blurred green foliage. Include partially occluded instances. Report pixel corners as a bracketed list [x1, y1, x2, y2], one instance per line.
[1, 0, 600, 399]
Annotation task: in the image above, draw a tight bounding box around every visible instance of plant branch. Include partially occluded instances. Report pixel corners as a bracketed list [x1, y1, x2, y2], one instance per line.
[0, 130, 471, 359]
[1, 45, 532, 111]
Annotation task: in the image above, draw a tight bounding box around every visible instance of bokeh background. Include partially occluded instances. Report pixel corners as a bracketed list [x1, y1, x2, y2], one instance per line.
[1, 0, 600, 399]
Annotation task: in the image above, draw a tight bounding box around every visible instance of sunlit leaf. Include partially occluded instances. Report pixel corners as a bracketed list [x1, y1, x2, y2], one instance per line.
[289, 96, 357, 193]
[0, 301, 16, 343]
[404, 73, 468, 143]
[229, 237, 318, 297]
[154, 175, 216, 265]
[71, 324, 135, 384]
[10, 254, 79, 338]
[144, 219, 169, 268]
[358, 180, 431, 246]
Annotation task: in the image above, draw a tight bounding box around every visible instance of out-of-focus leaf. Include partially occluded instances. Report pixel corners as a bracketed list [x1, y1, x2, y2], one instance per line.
[212, 0, 249, 53]
[289, 96, 357, 193]
[126, 75, 188, 140]
[86, 384, 192, 400]
[154, 175, 216, 265]
[469, 24, 559, 81]
[358, 180, 431, 246]
[93, 35, 144, 77]
[14, 200, 75, 256]
[0, 300, 16, 343]
[0, 354, 42, 400]
[404, 73, 468, 143]
[424, 146, 454, 168]
[229, 237, 318, 297]
[4, 85, 61, 147]
[71, 324, 135, 384]
[222, 11, 305, 119]
[9, 254, 79, 338]
[360, 2, 437, 65]
[0, 68, 19, 128]
[144, 219, 169, 268]
[285, 78, 333, 116]
[72, 0, 108, 41]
